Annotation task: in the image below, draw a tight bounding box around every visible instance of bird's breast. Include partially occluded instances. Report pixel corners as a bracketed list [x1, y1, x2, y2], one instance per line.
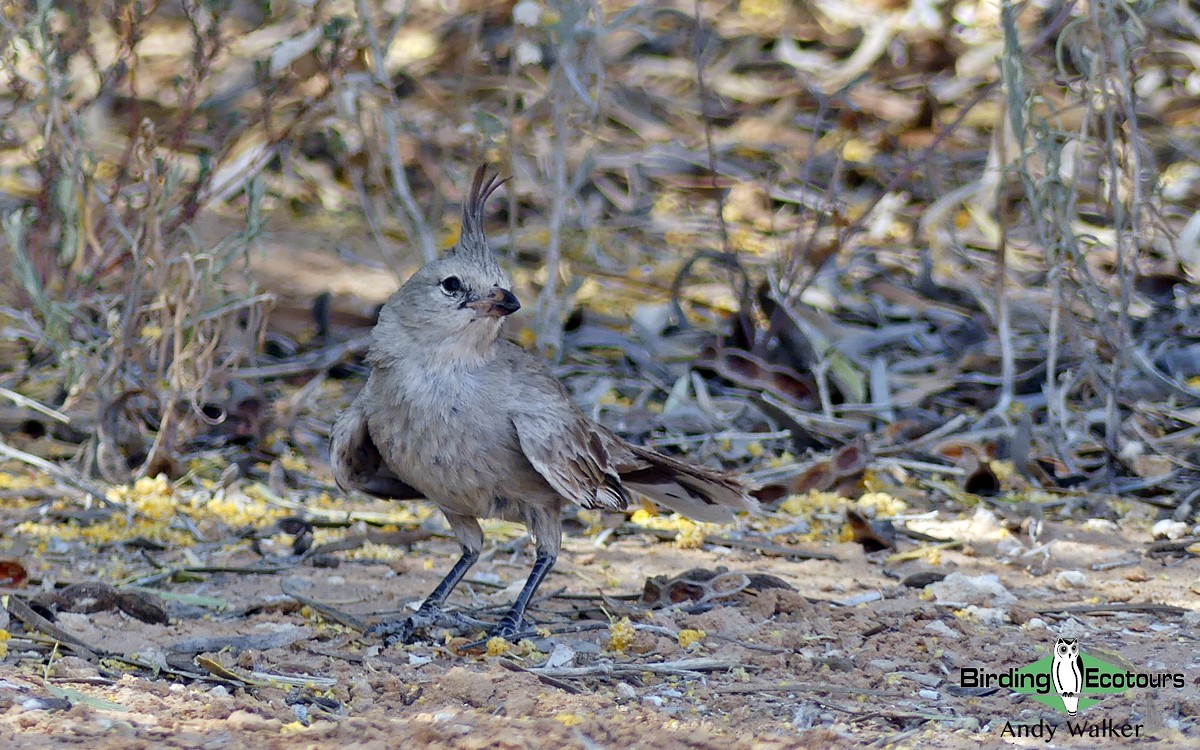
[366, 366, 542, 517]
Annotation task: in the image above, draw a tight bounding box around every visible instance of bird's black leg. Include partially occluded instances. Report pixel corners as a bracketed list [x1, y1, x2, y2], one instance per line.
[417, 545, 479, 611]
[491, 505, 561, 638]
[491, 549, 556, 638]
[368, 513, 483, 645]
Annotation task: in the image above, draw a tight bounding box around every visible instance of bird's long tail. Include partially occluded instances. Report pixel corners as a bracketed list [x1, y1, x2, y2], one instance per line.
[618, 445, 758, 523]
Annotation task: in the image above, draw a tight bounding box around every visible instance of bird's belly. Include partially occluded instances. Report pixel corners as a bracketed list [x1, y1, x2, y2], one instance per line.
[366, 388, 545, 520]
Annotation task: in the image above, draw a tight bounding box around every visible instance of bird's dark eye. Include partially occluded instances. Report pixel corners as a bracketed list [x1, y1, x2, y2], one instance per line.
[439, 276, 462, 294]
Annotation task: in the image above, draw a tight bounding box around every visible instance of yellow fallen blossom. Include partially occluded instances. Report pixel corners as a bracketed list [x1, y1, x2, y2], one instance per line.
[745, 441, 764, 458]
[607, 617, 635, 653]
[842, 138, 877, 164]
[630, 506, 715, 547]
[0, 629, 10, 658]
[989, 460, 1015, 482]
[108, 475, 177, 520]
[677, 629, 706, 649]
[347, 541, 404, 562]
[139, 324, 163, 341]
[279, 451, 309, 473]
[0, 471, 42, 491]
[729, 227, 772, 257]
[856, 491, 906, 518]
[485, 637, 511, 656]
[554, 712, 584, 727]
[765, 451, 794, 468]
[204, 490, 285, 528]
[310, 492, 340, 510]
[630, 505, 657, 525]
[15, 512, 190, 547]
[674, 521, 706, 549]
[310, 527, 342, 545]
[780, 490, 848, 516]
[83, 517, 192, 546]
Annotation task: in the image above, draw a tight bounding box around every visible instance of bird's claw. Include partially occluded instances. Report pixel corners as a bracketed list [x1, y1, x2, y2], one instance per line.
[488, 615, 528, 640]
[367, 607, 480, 646]
[364, 616, 419, 646]
[456, 616, 540, 651]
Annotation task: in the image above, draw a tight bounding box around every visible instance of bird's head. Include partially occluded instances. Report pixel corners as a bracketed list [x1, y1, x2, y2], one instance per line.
[371, 167, 520, 367]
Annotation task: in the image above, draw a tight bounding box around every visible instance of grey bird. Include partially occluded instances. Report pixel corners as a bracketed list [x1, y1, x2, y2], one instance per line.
[331, 166, 757, 642]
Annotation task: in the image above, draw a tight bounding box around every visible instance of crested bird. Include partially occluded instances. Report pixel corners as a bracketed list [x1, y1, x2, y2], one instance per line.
[331, 166, 756, 642]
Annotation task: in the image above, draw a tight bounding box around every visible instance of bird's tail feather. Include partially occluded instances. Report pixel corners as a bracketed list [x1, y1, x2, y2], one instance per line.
[619, 445, 758, 523]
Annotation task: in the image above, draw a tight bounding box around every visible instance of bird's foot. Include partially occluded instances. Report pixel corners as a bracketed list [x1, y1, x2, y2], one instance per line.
[367, 607, 482, 647]
[488, 614, 529, 640]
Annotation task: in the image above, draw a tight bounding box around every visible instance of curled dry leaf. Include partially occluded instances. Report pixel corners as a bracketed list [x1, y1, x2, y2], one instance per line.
[0, 560, 28, 587]
[34, 582, 168, 625]
[845, 508, 897, 552]
[640, 566, 795, 610]
[758, 437, 874, 500]
[698, 347, 819, 410]
[641, 567, 749, 608]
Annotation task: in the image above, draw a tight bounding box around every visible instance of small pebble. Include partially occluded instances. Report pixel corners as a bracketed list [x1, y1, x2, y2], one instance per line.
[1055, 570, 1087, 590]
[924, 620, 961, 640]
[1123, 567, 1148, 582]
[226, 710, 273, 731]
[1151, 519, 1187, 540]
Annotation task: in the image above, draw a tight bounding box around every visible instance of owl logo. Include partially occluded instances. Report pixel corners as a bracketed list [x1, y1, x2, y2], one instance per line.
[1052, 638, 1083, 716]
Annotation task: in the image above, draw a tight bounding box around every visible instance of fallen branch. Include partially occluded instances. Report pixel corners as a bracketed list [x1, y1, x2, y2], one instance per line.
[0, 437, 117, 508]
[229, 335, 371, 380]
[528, 657, 733, 679]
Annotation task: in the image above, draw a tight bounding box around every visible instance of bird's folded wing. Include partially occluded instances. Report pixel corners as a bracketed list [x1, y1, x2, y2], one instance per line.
[615, 443, 757, 522]
[330, 401, 423, 500]
[512, 411, 629, 511]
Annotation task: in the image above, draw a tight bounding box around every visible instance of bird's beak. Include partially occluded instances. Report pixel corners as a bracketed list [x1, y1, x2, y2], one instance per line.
[466, 286, 521, 319]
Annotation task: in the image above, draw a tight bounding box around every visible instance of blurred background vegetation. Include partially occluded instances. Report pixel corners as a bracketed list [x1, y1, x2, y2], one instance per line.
[2, 0, 1199, 513]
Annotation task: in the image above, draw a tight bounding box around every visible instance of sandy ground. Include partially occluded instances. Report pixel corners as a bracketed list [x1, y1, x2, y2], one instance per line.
[1, 504, 1196, 749]
[2, 220, 1196, 749]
